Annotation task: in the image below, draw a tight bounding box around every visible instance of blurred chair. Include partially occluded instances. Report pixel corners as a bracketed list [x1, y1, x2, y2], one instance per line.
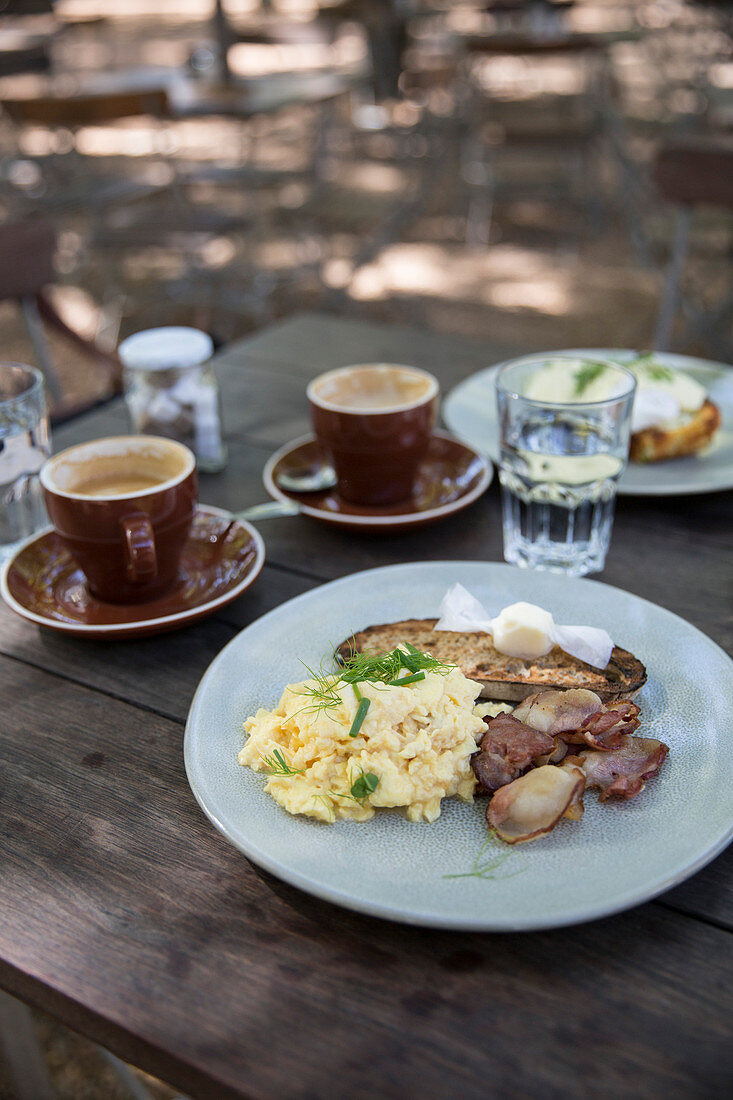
[0, 28, 53, 77]
[460, 31, 611, 244]
[1, 84, 171, 213]
[652, 136, 733, 353]
[0, 217, 122, 415]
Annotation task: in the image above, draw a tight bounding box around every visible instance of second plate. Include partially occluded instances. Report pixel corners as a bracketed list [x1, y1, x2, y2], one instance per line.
[443, 349, 733, 496]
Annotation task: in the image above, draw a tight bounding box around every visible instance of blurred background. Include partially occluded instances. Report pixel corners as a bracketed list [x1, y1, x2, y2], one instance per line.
[0, 0, 731, 424]
[0, 1, 731, 1096]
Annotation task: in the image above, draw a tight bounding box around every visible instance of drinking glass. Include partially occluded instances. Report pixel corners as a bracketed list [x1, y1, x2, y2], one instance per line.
[495, 354, 636, 576]
[0, 363, 51, 563]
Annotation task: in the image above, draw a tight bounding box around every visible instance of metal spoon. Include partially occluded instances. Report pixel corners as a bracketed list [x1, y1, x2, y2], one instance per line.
[275, 463, 337, 493]
[207, 499, 300, 553]
[236, 500, 300, 521]
[207, 460, 337, 546]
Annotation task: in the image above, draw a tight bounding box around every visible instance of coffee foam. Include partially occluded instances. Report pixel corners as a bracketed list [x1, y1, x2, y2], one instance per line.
[308, 364, 438, 414]
[41, 436, 195, 499]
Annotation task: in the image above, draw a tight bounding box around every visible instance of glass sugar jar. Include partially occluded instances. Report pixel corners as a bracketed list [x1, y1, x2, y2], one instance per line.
[118, 327, 227, 472]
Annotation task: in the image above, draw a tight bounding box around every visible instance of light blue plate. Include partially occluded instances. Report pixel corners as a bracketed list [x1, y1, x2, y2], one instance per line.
[184, 561, 733, 931]
[442, 349, 733, 495]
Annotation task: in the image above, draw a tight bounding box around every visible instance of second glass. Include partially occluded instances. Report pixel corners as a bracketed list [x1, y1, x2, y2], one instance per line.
[495, 355, 636, 576]
[0, 363, 51, 563]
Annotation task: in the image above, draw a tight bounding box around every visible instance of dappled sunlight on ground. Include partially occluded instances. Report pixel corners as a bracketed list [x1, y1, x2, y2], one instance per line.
[348, 242, 657, 347]
[0, 0, 728, 413]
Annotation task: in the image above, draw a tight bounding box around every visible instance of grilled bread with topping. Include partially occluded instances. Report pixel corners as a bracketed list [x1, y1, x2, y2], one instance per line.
[337, 620, 646, 703]
[630, 397, 721, 462]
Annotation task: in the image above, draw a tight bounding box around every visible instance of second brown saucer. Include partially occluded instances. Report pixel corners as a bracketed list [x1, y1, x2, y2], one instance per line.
[263, 431, 493, 533]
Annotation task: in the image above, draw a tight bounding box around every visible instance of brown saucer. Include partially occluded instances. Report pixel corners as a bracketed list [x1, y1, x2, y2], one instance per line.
[0, 505, 265, 639]
[263, 431, 493, 532]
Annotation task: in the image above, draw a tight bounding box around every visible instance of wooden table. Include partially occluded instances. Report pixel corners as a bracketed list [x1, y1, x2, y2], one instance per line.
[1, 313, 732, 1099]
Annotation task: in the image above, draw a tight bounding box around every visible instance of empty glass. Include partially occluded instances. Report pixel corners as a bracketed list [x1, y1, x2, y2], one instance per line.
[0, 363, 51, 563]
[495, 355, 636, 576]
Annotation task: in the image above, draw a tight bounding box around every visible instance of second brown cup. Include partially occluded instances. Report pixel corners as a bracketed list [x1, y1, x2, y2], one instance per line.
[307, 363, 439, 506]
[40, 436, 197, 604]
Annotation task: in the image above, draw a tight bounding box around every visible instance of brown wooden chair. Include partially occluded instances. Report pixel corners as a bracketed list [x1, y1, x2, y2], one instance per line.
[1, 84, 171, 214]
[652, 136, 733, 351]
[0, 218, 122, 416]
[1, 87, 169, 128]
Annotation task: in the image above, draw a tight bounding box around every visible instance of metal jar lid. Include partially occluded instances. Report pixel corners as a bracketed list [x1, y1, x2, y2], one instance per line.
[118, 327, 214, 371]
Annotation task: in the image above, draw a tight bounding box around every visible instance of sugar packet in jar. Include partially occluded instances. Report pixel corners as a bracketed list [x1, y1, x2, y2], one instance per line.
[119, 327, 227, 472]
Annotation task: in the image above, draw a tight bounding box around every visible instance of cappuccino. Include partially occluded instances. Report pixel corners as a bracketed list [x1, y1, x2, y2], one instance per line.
[70, 472, 163, 498]
[307, 362, 439, 506]
[310, 364, 436, 413]
[42, 437, 191, 499]
[40, 436, 197, 604]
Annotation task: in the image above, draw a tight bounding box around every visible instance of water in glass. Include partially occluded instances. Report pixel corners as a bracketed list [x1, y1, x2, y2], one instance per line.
[496, 355, 635, 576]
[500, 413, 625, 574]
[0, 365, 50, 563]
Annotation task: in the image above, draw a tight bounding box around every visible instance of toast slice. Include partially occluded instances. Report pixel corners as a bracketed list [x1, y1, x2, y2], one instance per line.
[337, 619, 646, 703]
[630, 397, 721, 463]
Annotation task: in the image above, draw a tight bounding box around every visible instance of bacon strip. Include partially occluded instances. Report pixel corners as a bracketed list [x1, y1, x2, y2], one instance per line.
[562, 699, 641, 750]
[535, 737, 568, 767]
[578, 735, 668, 800]
[514, 689, 640, 751]
[487, 764, 586, 843]
[512, 689, 603, 736]
[471, 714, 554, 793]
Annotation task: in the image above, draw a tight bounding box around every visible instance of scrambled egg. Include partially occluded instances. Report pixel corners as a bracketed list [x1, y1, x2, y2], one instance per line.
[239, 664, 486, 823]
[474, 701, 513, 720]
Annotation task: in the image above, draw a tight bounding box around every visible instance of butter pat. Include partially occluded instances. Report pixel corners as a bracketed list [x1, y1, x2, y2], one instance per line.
[491, 602, 554, 659]
[434, 583, 614, 669]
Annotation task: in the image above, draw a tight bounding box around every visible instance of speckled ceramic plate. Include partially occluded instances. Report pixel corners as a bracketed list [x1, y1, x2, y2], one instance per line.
[262, 431, 492, 532]
[443, 350, 733, 496]
[0, 505, 265, 639]
[184, 561, 733, 931]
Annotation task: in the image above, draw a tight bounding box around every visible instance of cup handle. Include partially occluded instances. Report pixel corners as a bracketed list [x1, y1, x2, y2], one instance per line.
[121, 513, 157, 582]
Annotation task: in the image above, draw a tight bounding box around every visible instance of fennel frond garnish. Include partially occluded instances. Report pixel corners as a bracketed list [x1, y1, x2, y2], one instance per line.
[443, 835, 521, 882]
[573, 361, 607, 397]
[260, 749, 304, 777]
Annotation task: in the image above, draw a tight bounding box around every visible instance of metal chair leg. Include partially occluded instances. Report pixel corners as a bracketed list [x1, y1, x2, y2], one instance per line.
[653, 206, 693, 352]
[0, 989, 57, 1100]
[20, 294, 63, 405]
[0, 989, 190, 1100]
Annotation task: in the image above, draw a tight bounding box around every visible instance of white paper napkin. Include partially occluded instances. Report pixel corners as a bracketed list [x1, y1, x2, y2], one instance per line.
[434, 583, 614, 669]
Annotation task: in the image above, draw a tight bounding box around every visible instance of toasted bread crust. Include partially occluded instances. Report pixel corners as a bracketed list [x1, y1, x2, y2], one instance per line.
[337, 619, 646, 703]
[630, 398, 721, 463]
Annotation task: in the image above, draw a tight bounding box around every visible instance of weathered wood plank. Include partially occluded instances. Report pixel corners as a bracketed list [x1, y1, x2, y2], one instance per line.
[210, 310, 525, 382]
[1, 660, 731, 1100]
[660, 846, 733, 932]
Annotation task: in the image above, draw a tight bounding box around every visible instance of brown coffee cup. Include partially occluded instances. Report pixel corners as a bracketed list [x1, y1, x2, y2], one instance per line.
[307, 363, 439, 506]
[40, 436, 197, 604]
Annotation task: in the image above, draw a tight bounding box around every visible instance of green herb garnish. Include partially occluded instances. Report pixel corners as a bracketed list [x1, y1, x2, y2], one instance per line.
[296, 643, 451, 725]
[348, 697, 371, 738]
[350, 769, 379, 802]
[338, 644, 451, 686]
[311, 793, 336, 821]
[292, 642, 451, 744]
[260, 749, 304, 777]
[295, 660, 344, 717]
[393, 671, 426, 686]
[443, 834, 521, 881]
[630, 353, 673, 383]
[573, 361, 607, 397]
[329, 766, 380, 805]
